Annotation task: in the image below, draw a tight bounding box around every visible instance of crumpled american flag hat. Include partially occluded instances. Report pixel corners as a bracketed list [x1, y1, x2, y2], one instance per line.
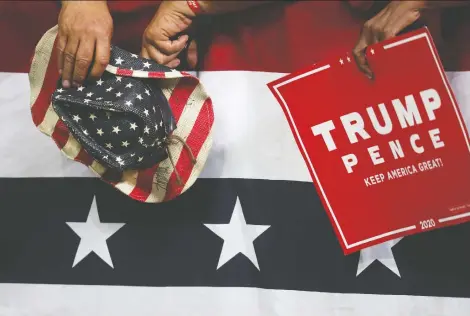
[51, 45, 179, 173]
[29, 25, 214, 203]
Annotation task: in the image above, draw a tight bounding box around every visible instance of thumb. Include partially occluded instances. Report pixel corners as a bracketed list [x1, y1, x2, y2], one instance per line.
[353, 35, 374, 80]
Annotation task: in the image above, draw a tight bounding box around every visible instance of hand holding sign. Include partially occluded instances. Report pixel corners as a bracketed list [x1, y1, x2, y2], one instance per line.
[352, 1, 426, 79]
[268, 28, 470, 254]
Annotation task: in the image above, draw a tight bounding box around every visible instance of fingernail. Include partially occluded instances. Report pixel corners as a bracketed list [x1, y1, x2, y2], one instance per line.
[62, 80, 70, 88]
[58, 69, 62, 75]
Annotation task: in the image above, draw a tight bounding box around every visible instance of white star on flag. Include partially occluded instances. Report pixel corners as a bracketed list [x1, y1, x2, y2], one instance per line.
[116, 76, 122, 82]
[72, 115, 81, 122]
[125, 101, 133, 106]
[130, 122, 138, 130]
[89, 113, 97, 121]
[126, 83, 133, 88]
[66, 196, 125, 268]
[131, 54, 138, 58]
[116, 92, 122, 97]
[143, 61, 151, 68]
[86, 92, 94, 97]
[136, 94, 143, 100]
[357, 238, 403, 277]
[84, 99, 91, 104]
[97, 128, 104, 136]
[77, 86, 84, 91]
[204, 196, 270, 270]
[97, 79, 104, 86]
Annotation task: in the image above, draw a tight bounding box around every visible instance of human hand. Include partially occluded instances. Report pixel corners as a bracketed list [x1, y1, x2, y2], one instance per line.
[141, 1, 196, 68]
[57, 1, 113, 88]
[352, 0, 427, 79]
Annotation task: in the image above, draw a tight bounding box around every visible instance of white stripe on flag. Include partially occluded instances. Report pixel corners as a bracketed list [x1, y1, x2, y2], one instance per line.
[1, 71, 469, 180]
[0, 283, 468, 316]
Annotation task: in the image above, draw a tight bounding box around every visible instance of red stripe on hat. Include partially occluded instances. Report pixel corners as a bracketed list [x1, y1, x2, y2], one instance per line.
[127, 79, 198, 201]
[117, 68, 133, 76]
[164, 98, 214, 201]
[52, 120, 93, 166]
[168, 78, 198, 121]
[74, 147, 94, 166]
[148, 71, 166, 78]
[51, 119, 70, 149]
[128, 164, 160, 202]
[31, 38, 59, 126]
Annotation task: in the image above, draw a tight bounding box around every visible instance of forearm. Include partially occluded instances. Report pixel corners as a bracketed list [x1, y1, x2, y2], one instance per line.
[422, 0, 470, 8]
[164, 0, 274, 18]
[196, 1, 274, 14]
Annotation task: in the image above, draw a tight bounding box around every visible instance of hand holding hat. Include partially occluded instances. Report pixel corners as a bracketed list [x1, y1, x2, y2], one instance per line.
[29, 26, 214, 203]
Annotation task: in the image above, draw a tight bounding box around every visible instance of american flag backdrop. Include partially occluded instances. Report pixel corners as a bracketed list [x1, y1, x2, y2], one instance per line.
[1, 1, 470, 315]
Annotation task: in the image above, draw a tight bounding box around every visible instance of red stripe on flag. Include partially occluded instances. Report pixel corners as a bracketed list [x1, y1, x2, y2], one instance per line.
[164, 98, 214, 201]
[31, 38, 59, 126]
[116, 68, 133, 76]
[168, 78, 198, 121]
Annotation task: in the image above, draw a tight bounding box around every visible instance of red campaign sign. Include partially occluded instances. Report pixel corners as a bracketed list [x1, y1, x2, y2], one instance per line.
[268, 27, 470, 254]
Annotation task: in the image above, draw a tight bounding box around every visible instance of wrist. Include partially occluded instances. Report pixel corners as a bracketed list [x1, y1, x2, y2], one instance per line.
[186, 0, 205, 15]
[62, 0, 108, 9]
[400, 0, 429, 10]
[162, 0, 197, 18]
